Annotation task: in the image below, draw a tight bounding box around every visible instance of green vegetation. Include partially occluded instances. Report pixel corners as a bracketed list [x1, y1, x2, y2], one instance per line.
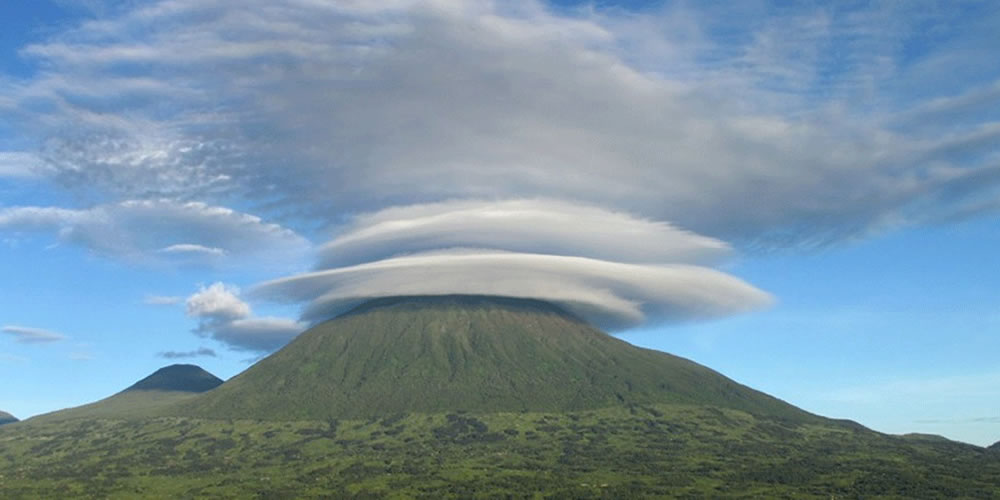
[28, 391, 203, 424]
[3, 296, 998, 497]
[0, 411, 16, 426]
[2, 404, 998, 498]
[180, 296, 811, 421]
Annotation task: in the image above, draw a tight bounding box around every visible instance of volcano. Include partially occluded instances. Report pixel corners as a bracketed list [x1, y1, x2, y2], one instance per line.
[180, 295, 814, 421]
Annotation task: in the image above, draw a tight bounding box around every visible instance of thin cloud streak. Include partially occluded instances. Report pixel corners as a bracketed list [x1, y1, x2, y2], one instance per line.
[158, 347, 217, 359]
[1, 325, 68, 343]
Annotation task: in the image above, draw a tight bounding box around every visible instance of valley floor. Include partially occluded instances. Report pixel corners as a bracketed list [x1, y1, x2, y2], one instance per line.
[1, 404, 998, 499]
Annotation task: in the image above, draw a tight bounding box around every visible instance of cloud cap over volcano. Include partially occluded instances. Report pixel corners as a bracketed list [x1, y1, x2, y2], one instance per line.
[317, 199, 731, 269]
[257, 200, 772, 332]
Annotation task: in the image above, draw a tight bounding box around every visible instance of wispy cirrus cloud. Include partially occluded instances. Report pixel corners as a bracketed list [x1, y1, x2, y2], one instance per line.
[0, 199, 309, 265]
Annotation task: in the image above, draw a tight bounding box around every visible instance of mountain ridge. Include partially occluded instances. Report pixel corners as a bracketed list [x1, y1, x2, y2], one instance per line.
[177, 295, 818, 422]
[0, 410, 16, 425]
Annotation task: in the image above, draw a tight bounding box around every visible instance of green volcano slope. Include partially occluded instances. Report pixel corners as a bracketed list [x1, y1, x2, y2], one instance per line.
[179, 295, 812, 421]
[0, 410, 16, 425]
[29, 364, 223, 423]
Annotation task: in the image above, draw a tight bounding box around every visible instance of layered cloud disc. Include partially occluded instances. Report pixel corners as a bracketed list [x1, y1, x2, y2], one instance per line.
[258, 200, 772, 331]
[317, 199, 731, 268]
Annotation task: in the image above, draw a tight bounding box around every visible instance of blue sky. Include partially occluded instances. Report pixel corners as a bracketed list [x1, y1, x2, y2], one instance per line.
[1, 0, 998, 446]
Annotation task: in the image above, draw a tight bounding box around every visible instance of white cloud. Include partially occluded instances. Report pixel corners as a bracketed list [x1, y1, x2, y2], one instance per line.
[1, 325, 68, 344]
[0, 199, 309, 264]
[186, 283, 251, 321]
[185, 282, 304, 352]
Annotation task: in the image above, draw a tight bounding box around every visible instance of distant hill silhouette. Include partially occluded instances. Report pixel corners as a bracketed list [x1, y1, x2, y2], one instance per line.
[124, 364, 223, 393]
[179, 295, 816, 421]
[0, 410, 17, 425]
[29, 364, 222, 422]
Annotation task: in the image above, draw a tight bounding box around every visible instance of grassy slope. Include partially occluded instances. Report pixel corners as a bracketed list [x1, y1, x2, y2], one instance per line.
[0, 411, 16, 425]
[179, 296, 812, 421]
[1, 404, 998, 498]
[27, 391, 202, 424]
[26, 364, 223, 424]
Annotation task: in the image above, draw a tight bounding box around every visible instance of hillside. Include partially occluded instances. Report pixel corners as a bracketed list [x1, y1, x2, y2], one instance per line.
[2, 404, 998, 498]
[0, 410, 16, 425]
[178, 295, 814, 421]
[29, 365, 222, 423]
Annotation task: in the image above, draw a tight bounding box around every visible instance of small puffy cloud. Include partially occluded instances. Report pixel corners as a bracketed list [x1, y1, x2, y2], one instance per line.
[185, 282, 304, 352]
[0, 199, 309, 265]
[186, 283, 251, 321]
[158, 347, 217, 359]
[318, 199, 730, 269]
[1, 325, 68, 344]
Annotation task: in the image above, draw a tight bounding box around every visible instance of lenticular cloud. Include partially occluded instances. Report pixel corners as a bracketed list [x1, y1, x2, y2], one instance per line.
[255, 200, 772, 331]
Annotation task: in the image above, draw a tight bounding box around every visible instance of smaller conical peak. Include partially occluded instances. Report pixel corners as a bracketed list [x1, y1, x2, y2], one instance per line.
[0, 410, 17, 425]
[124, 364, 223, 393]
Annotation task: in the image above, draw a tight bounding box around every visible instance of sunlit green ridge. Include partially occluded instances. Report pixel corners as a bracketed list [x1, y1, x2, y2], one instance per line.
[178, 295, 813, 421]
